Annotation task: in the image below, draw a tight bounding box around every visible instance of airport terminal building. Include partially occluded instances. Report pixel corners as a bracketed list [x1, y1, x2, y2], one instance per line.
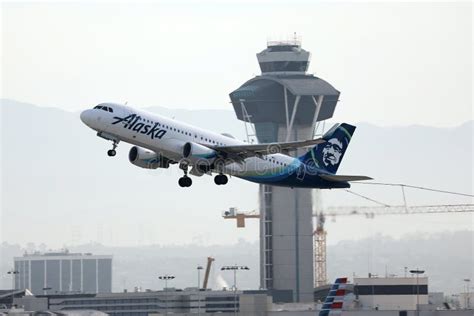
[13, 251, 112, 295]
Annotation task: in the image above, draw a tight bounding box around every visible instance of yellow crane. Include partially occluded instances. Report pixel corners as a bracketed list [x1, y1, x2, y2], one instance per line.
[222, 207, 260, 228]
[312, 183, 474, 287]
[314, 212, 327, 287]
[221, 184, 474, 289]
[313, 202, 474, 287]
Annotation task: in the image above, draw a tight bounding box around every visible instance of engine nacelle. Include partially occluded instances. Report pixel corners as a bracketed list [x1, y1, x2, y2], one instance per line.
[128, 146, 169, 169]
[182, 142, 217, 164]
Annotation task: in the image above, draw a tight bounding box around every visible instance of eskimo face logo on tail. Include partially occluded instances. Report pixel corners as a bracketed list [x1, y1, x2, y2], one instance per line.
[321, 138, 343, 167]
[112, 114, 167, 140]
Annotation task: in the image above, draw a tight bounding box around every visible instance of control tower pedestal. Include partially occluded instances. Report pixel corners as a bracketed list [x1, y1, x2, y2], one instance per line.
[229, 40, 340, 303]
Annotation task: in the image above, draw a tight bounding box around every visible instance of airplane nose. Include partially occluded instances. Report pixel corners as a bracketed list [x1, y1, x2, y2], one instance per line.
[80, 109, 93, 126]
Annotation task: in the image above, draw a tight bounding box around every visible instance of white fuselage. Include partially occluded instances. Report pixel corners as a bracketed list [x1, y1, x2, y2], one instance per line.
[80, 103, 300, 179]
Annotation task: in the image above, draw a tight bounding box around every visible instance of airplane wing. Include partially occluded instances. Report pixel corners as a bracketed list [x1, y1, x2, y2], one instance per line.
[319, 174, 373, 182]
[213, 138, 326, 159]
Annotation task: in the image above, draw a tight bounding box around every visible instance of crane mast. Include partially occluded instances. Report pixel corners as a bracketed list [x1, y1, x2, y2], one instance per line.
[203, 257, 215, 290]
[314, 212, 327, 287]
[220, 185, 473, 290]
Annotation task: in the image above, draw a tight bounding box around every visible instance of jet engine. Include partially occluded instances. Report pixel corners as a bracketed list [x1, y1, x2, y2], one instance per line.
[128, 146, 169, 169]
[182, 142, 218, 165]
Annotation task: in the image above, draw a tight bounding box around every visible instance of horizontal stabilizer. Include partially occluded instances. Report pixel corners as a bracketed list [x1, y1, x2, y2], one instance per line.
[319, 174, 373, 182]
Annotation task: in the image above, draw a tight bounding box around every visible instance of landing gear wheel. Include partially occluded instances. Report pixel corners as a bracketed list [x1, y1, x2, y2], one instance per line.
[107, 140, 119, 157]
[179, 176, 192, 187]
[178, 160, 192, 187]
[214, 174, 228, 185]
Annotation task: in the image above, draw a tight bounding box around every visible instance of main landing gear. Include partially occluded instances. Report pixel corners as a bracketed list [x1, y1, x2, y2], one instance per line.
[107, 140, 119, 157]
[178, 176, 192, 187]
[214, 174, 228, 185]
[178, 161, 192, 187]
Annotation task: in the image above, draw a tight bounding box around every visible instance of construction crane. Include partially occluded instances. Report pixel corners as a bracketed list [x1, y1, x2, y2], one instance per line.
[314, 212, 327, 287]
[202, 257, 215, 290]
[221, 184, 474, 289]
[312, 184, 474, 288]
[222, 207, 260, 228]
[325, 204, 474, 218]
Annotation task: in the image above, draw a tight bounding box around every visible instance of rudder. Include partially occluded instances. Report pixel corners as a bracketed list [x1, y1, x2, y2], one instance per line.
[299, 123, 356, 174]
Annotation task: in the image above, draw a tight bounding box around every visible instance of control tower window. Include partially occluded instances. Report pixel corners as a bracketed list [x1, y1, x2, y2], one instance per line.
[259, 61, 308, 73]
[267, 45, 298, 52]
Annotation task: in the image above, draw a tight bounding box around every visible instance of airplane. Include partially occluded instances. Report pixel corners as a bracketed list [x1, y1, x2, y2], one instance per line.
[319, 277, 348, 316]
[80, 103, 371, 188]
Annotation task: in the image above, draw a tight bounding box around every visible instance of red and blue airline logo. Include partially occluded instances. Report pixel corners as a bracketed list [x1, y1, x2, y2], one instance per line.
[319, 277, 347, 316]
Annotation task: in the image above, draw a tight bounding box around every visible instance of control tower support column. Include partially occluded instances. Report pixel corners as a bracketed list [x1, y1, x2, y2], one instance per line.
[230, 39, 340, 303]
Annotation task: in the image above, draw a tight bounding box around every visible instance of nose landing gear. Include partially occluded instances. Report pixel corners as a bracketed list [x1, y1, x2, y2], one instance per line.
[107, 140, 119, 157]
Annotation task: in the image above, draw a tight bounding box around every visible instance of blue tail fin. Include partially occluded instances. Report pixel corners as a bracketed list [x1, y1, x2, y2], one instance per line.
[299, 123, 356, 174]
[319, 277, 347, 316]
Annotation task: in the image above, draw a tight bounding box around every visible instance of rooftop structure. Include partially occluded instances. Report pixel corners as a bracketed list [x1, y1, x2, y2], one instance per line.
[353, 276, 429, 311]
[13, 289, 269, 316]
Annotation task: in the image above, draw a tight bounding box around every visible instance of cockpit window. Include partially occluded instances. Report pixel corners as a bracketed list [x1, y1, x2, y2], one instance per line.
[93, 105, 113, 113]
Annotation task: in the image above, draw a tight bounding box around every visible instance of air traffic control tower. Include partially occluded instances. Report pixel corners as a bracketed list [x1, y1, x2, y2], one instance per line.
[229, 40, 340, 303]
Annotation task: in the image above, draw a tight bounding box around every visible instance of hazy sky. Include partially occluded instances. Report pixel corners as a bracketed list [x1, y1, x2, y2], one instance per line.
[2, 1, 472, 127]
[1, 1, 473, 248]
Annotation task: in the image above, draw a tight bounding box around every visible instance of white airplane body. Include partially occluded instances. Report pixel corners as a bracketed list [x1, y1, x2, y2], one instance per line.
[81, 103, 371, 188]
